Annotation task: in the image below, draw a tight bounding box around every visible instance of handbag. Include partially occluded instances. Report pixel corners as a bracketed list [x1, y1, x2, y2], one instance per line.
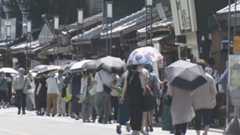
[98, 72, 112, 94]
[142, 81, 156, 111]
[103, 84, 112, 94]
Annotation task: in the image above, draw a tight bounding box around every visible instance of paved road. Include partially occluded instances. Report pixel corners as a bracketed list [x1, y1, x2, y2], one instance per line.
[0, 108, 223, 135]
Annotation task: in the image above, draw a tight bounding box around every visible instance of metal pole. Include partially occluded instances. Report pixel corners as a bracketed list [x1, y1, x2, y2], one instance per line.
[226, 0, 231, 127]
[150, 5, 153, 46]
[106, 23, 109, 55]
[54, 29, 60, 65]
[29, 34, 32, 69]
[145, 7, 148, 46]
[234, 0, 237, 36]
[25, 41, 28, 70]
[110, 20, 112, 55]
[106, 1, 113, 56]
[57, 30, 60, 65]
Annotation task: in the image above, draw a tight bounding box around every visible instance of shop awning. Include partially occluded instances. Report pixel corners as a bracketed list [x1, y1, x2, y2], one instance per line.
[217, 1, 240, 14]
[101, 7, 160, 39]
[10, 40, 41, 53]
[137, 19, 172, 34]
[63, 13, 103, 34]
[0, 42, 9, 49]
[71, 8, 147, 44]
[137, 36, 167, 47]
[71, 25, 103, 44]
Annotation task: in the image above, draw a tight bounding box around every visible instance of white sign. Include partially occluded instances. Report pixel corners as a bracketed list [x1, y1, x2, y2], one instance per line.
[106, 2, 113, 18]
[54, 16, 59, 30]
[78, 9, 84, 24]
[1, 18, 16, 40]
[146, 0, 153, 6]
[170, 0, 197, 35]
[27, 21, 32, 33]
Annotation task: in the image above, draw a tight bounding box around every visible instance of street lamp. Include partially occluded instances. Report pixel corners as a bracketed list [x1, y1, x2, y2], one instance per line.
[106, 1, 113, 55]
[145, 0, 153, 46]
[54, 16, 60, 65]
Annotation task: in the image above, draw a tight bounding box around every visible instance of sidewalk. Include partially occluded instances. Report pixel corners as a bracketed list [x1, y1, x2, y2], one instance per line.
[152, 128, 224, 135]
[0, 108, 225, 135]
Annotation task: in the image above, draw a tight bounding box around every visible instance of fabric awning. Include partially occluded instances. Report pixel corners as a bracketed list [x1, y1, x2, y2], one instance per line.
[137, 36, 166, 47]
[71, 25, 103, 44]
[137, 19, 172, 34]
[217, 1, 240, 14]
[101, 7, 160, 39]
[10, 40, 41, 53]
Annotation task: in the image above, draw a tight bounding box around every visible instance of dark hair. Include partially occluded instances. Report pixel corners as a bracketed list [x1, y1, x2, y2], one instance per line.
[127, 65, 138, 71]
[144, 64, 153, 72]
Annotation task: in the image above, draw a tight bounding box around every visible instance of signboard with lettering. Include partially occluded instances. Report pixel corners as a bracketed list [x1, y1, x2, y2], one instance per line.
[170, 0, 197, 35]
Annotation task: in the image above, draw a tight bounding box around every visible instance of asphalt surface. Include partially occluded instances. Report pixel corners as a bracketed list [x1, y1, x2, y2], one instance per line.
[0, 108, 224, 135]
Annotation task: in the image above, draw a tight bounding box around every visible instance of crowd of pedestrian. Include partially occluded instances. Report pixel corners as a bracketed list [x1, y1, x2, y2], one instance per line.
[0, 56, 226, 135]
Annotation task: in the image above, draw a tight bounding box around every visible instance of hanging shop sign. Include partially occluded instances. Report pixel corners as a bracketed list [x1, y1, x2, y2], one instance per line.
[170, 0, 198, 35]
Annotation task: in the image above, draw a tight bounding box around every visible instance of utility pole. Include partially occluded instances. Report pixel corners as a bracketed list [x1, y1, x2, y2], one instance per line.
[106, 1, 113, 55]
[145, 0, 153, 46]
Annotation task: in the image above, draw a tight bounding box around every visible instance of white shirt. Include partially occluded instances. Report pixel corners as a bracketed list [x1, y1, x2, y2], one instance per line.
[95, 70, 113, 93]
[46, 76, 59, 94]
[80, 76, 88, 95]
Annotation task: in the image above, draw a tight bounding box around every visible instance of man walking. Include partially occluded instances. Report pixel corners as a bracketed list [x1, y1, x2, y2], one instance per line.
[57, 70, 66, 116]
[95, 69, 112, 123]
[46, 72, 59, 117]
[13, 68, 27, 115]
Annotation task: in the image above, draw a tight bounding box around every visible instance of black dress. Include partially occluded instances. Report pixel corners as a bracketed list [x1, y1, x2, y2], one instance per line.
[35, 77, 47, 110]
[125, 71, 144, 131]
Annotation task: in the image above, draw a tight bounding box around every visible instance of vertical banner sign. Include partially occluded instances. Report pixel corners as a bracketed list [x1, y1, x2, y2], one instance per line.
[156, 3, 167, 20]
[27, 21, 32, 33]
[78, 9, 83, 24]
[54, 16, 59, 30]
[170, 0, 198, 35]
[1, 18, 16, 40]
[229, 55, 240, 105]
[106, 2, 113, 18]
[233, 35, 240, 54]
